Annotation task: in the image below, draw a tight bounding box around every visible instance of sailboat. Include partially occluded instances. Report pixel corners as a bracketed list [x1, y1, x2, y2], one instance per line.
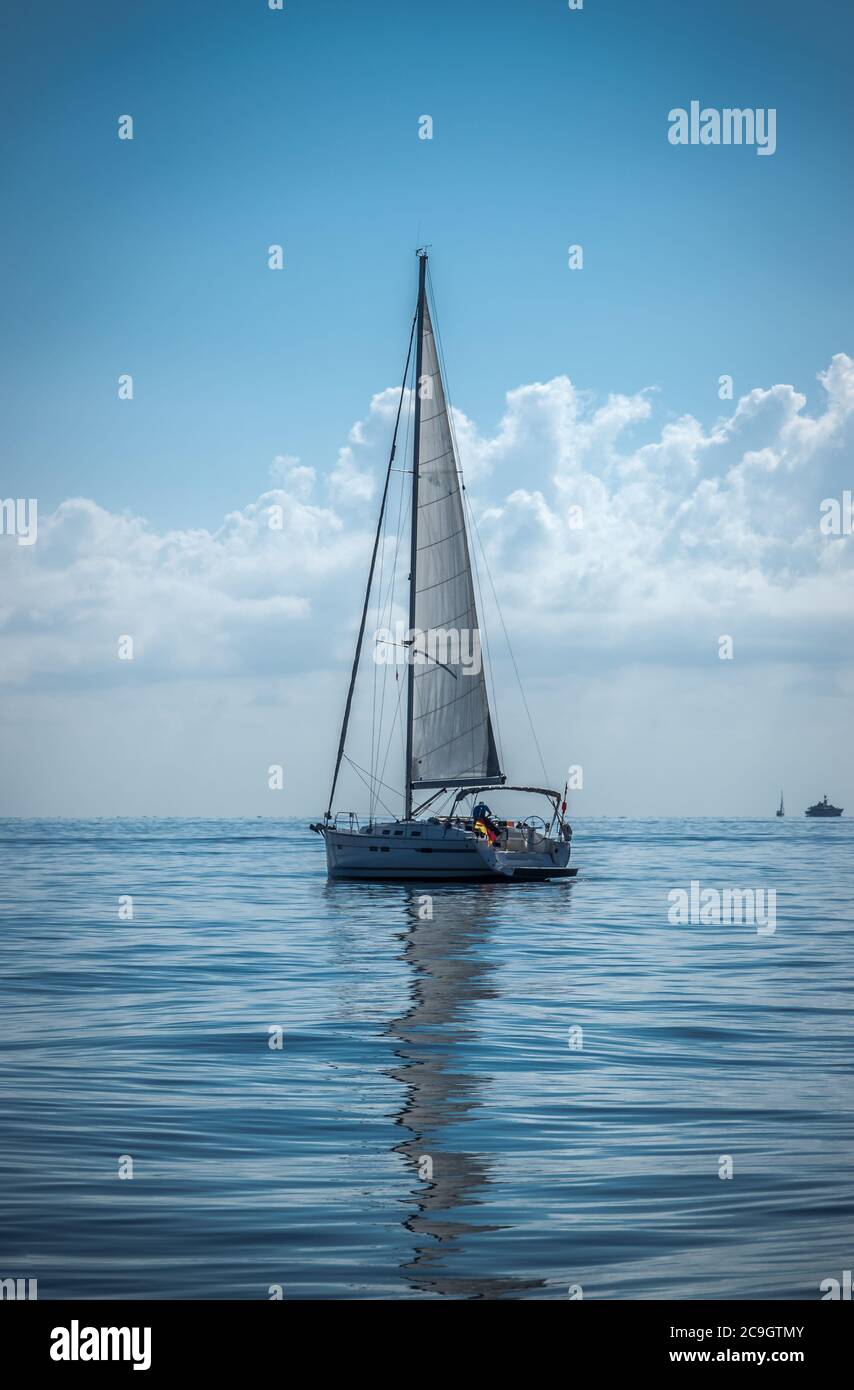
[776, 791, 784, 817]
[310, 251, 576, 881]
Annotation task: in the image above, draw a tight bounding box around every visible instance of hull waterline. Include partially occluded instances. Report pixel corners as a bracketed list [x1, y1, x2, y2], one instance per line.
[315, 820, 576, 883]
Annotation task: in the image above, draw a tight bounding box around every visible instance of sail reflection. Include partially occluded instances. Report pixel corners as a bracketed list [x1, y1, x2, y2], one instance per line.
[386, 885, 545, 1297]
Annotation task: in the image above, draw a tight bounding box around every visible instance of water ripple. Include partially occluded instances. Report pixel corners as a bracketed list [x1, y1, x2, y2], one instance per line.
[0, 816, 851, 1299]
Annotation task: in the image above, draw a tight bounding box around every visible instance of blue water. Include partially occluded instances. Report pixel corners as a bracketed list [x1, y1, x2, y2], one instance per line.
[0, 816, 851, 1300]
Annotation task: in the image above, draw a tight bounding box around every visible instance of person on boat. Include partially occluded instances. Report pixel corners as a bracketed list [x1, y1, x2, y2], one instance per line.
[472, 802, 500, 843]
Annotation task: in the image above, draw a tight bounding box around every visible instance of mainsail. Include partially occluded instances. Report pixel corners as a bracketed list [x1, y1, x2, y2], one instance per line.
[409, 294, 502, 792]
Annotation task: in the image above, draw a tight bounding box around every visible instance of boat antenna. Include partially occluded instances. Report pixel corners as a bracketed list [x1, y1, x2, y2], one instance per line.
[403, 249, 428, 823]
[324, 298, 418, 820]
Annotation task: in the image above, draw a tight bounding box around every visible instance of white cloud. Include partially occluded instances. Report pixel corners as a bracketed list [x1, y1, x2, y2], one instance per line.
[327, 385, 410, 503]
[2, 355, 853, 697]
[458, 354, 854, 661]
[0, 488, 366, 687]
[270, 454, 315, 497]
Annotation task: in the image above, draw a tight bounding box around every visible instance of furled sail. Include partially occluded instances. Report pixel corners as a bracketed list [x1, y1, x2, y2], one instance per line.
[410, 299, 502, 790]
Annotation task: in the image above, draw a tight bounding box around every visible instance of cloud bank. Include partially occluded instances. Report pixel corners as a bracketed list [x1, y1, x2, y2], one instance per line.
[3, 355, 853, 693]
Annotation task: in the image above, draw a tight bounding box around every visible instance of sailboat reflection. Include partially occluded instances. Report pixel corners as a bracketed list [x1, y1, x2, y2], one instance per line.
[386, 885, 545, 1297]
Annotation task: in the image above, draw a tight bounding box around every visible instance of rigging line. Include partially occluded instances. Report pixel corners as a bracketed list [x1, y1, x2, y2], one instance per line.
[342, 755, 398, 822]
[375, 669, 408, 806]
[377, 673, 407, 804]
[373, 496, 410, 803]
[376, 491, 411, 618]
[370, 416, 405, 811]
[372, 367, 415, 819]
[371, 441, 393, 815]
[371, 493, 410, 821]
[463, 486, 504, 769]
[370, 383, 402, 812]
[375, 376, 413, 625]
[466, 493, 549, 785]
[342, 753, 402, 804]
[426, 265, 506, 771]
[370, 329, 417, 821]
[378, 639, 458, 680]
[372, 388, 412, 796]
[326, 305, 417, 819]
[371, 514, 389, 823]
[434, 788, 456, 817]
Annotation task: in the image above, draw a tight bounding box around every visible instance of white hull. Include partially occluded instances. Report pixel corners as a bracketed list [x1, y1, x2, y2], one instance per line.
[320, 820, 575, 882]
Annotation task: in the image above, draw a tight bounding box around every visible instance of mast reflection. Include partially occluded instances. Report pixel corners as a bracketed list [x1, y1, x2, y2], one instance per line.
[386, 884, 545, 1297]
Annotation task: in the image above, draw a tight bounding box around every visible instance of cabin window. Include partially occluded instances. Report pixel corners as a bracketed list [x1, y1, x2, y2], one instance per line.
[380, 847, 390, 853]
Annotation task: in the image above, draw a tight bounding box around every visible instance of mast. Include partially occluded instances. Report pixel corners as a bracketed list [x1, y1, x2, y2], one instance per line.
[324, 307, 417, 820]
[404, 249, 428, 822]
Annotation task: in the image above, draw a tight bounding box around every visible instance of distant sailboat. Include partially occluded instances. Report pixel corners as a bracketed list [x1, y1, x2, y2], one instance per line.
[776, 791, 784, 817]
[310, 251, 576, 881]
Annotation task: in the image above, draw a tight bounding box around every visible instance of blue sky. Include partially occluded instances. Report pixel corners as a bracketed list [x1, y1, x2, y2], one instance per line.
[1, 0, 853, 816]
[3, 0, 851, 528]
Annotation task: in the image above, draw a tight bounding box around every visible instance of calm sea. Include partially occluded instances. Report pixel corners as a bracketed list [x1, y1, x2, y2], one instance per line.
[0, 816, 851, 1300]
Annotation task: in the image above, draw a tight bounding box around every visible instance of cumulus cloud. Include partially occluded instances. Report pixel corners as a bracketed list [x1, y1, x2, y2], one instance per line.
[460, 355, 854, 663]
[2, 355, 853, 692]
[327, 386, 409, 503]
[0, 488, 366, 687]
[269, 454, 315, 497]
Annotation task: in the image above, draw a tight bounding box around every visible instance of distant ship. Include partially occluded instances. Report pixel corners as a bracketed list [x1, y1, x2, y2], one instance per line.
[776, 791, 784, 818]
[805, 795, 843, 818]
